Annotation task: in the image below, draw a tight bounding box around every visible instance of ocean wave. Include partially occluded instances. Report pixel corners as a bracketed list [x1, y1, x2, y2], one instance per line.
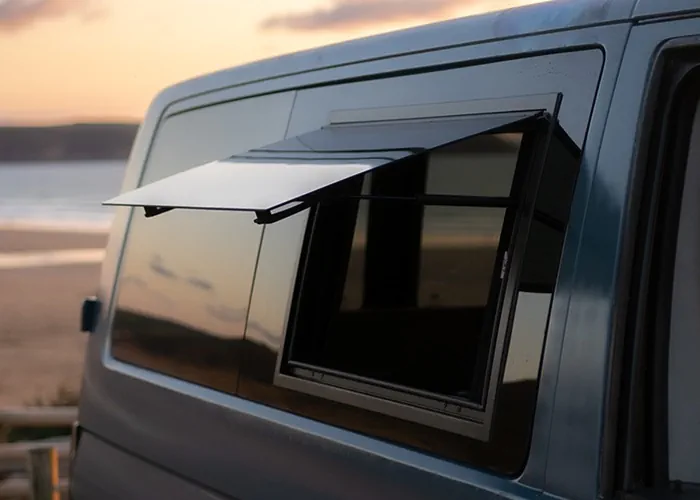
[0, 160, 125, 233]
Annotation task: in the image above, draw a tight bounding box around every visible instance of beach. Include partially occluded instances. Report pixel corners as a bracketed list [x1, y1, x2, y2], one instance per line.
[0, 227, 107, 407]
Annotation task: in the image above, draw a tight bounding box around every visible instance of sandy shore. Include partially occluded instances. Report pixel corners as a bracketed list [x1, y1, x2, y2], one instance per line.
[0, 229, 107, 253]
[0, 229, 107, 406]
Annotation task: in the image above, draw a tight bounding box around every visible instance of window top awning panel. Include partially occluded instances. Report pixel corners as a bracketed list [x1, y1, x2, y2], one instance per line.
[103, 110, 544, 219]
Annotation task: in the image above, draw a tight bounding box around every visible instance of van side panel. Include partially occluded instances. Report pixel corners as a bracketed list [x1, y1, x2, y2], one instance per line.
[154, 0, 635, 106]
[70, 432, 225, 500]
[75, 24, 630, 500]
[633, 0, 700, 19]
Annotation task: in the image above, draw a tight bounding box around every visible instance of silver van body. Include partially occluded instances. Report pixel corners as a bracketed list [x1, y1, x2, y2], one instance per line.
[70, 0, 700, 498]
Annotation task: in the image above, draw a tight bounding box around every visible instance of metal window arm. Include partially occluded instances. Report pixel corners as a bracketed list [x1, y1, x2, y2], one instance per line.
[254, 199, 313, 225]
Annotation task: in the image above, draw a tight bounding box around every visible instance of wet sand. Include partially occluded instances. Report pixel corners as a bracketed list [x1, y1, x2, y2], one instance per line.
[0, 229, 107, 406]
[0, 229, 107, 253]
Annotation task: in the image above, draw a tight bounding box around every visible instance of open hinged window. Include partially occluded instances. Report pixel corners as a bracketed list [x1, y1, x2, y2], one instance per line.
[104, 110, 546, 224]
[106, 100, 582, 443]
[268, 107, 581, 442]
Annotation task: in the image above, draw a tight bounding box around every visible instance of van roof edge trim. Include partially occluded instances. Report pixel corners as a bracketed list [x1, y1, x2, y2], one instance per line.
[103, 110, 543, 224]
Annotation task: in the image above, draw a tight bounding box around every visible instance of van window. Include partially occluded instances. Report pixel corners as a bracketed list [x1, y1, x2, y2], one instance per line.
[111, 210, 262, 394]
[278, 122, 579, 437]
[313, 134, 522, 403]
[109, 92, 295, 393]
[668, 99, 700, 484]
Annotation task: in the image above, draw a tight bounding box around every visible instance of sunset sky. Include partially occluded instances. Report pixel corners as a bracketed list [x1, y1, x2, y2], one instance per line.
[0, 0, 548, 125]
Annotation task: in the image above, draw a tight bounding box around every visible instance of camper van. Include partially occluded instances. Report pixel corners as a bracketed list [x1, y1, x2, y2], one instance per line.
[71, 0, 700, 498]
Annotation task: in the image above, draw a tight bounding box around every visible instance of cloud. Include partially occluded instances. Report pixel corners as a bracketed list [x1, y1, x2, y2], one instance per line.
[260, 0, 468, 32]
[120, 275, 148, 289]
[149, 254, 178, 280]
[0, 0, 104, 32]
[186, 276, 214, 292]
[206, 304, 247, 324]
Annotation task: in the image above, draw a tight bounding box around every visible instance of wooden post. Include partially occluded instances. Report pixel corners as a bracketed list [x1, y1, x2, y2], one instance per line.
[26, 447, 59, 500]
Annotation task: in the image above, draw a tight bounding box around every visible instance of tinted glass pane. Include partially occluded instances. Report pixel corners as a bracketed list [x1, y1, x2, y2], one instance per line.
[497, 130, 579, 458]
[503, 220, 563, 384]
[111, 209, 262, 393]
[419, 206, 506, 307]
[426, 133, 521, 197]
[534, 130, 579, 223]
[340, 179, 370, 311]
[340, 134, 522, 310]
[518, 218, 564, 293]
[340, 205, 507, 311]
[109, 92, 293, 391]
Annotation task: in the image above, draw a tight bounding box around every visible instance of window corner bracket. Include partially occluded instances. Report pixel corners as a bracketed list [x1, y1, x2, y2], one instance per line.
[254, 200, 312, 225]
[144, 206, 175, 218]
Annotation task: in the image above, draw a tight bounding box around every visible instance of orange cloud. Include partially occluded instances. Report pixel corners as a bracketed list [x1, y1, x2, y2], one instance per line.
[0, 0, 104, 31]
[260, 0, 470, 31]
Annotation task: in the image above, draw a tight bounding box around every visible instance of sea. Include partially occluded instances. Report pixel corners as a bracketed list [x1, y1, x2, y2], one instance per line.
[0, 160, 127, 233]
[0, 159, 506, 241]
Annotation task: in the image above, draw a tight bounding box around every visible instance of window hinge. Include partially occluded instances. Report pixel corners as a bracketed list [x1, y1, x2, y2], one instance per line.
[501, 251, 509, 279]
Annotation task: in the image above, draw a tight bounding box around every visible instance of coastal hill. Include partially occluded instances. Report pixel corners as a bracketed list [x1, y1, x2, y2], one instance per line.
[0, 123, 139, 162]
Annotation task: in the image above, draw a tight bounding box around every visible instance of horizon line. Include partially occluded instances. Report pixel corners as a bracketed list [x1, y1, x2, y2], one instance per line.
[0, 119, 142, 128]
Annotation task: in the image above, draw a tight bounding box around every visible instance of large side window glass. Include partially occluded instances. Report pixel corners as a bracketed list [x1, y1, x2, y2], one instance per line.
[111, 210, 261, 393]
[109, 93, 294, 393]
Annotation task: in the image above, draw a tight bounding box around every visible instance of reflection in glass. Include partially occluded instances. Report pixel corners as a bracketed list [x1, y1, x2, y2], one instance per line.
[111, 209, 263, 394]
[426, 133, 521, 197]
[240, 210, 311, 385]
[109, 90, 294, 393]
[419, 206, 505, 308]
[501, 129, 579, 385]
[340, 178, 370, 311]
[289, 132, 524, 400]
[503, 220, 564, 383]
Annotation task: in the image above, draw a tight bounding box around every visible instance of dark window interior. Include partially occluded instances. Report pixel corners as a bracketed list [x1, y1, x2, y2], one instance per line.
[283, 131, 537, 412]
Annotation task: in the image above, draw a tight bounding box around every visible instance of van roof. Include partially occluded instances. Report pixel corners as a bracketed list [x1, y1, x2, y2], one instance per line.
[158, 0, 695, 102]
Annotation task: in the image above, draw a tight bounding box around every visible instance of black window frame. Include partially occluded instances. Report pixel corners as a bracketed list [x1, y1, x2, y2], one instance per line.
[272, 102, 570, 442]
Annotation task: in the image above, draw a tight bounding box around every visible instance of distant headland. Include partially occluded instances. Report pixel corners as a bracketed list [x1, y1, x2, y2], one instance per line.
[0, 123, 139, 162]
